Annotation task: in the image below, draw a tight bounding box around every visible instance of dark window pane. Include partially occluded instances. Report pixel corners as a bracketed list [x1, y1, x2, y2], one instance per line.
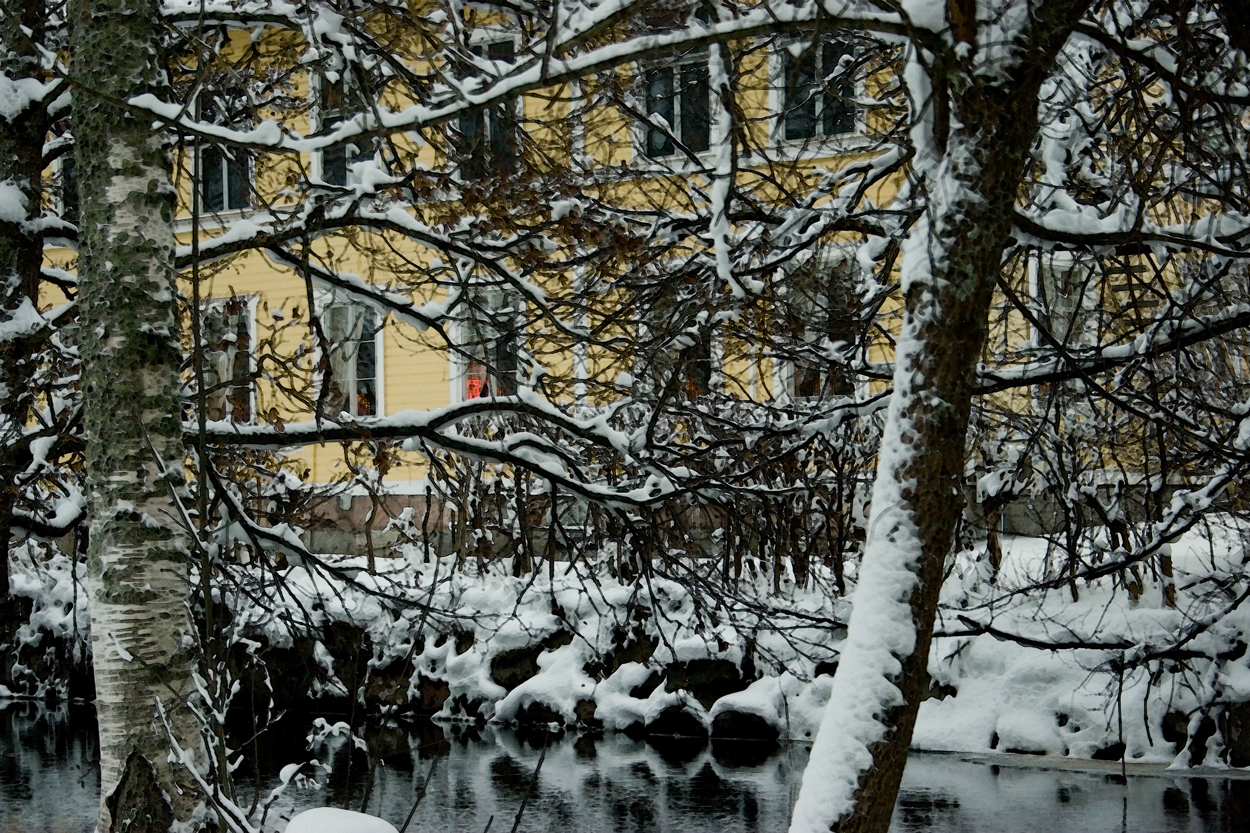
[202, 145, 249, 211]
[232, 303, 252, 422]
[821, 41, 855, 136]
[204, 298, 253, 422]
[356, 311, 378, 415]
[457, 111, 486, 180]
[457, 41, 519, 180]
[645, 67, 675, 157]
[485, 40, 514, 61]
[681, 333, 712, 399]
[794, 360, 822, 398]
[231, 345, 252, 421]
[680, 62, 710, 152]
[784, 48, 817, 141]
[786, 250, 858, 400]
[203, 146, 225, 211]
[226, 150, 248, 209]
[323, 143, 348, 186]
[321, 75, 345, 113]
[485, 40, 517, 174]
[487, 107, 518, 174]
[492, 331, 518, 396]
[62, 157, 78, 225]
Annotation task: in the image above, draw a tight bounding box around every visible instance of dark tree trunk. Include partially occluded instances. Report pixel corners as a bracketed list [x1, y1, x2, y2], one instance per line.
[0, 0, 50, 608]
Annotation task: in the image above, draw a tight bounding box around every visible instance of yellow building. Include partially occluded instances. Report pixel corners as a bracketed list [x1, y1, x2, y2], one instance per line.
[46, 14, 889, 493]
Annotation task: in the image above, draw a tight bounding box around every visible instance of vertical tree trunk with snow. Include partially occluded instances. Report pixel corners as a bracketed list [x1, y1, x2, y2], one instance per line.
[789, 4, 1089, 831]
[0, 0, 51, 700]
[0, 0, 48, 609]
[69, 0, 204, 828]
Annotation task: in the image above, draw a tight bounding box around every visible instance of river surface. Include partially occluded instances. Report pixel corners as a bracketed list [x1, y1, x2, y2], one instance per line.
[1, 701, 1247, 832]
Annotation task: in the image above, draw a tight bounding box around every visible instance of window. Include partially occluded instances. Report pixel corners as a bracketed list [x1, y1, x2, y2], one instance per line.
[665, 327, 713, 399]
[322, 303, 382, 417]
[459, 287, 522, 400]
[322, 140, 374, 187]
[199, 91, 251, 211]
[780, 37, 855, 142]
[1032, 253, 1096, 416]
[642, 47, 710, 157]
[778, 246, 858, 401]
[645, 275, 716, 400]
[318, 68, 378, 186]
[201, 144, 249, 212]
[201, 297, 254, 422]
[1036, 253, 1095, 348]
[453, 40, 520, 181]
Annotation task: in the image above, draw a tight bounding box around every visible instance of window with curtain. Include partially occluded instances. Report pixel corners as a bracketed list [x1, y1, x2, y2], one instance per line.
[323, 303, 381, 417]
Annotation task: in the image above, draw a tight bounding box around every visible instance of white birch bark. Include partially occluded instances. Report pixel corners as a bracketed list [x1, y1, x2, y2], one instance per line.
[69, 0, 205, 828]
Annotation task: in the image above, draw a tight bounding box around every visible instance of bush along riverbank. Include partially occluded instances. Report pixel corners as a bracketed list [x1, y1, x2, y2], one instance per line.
[4, 530, 1250, 769]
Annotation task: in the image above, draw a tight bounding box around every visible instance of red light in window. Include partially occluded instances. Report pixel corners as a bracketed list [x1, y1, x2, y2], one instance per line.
[466, 360, 488, 399]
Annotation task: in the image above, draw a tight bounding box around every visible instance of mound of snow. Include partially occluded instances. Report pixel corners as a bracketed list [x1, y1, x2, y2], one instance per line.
[285, 807, 397, 833]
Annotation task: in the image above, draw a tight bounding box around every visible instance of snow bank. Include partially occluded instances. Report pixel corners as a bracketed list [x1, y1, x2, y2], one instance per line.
[5, 518, 1249, 774]
[215, 545, 846, 738]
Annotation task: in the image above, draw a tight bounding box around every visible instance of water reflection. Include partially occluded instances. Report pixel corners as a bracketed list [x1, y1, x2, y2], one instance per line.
[893, 755, 1250, 833]
[2, 702, 1249, 833]
[0, 701, 98, 833]
[227, 719, 806, 833]
[256, 720, 1250, 833]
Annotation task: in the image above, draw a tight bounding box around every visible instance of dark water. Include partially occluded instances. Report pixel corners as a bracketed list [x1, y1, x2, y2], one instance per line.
[0, 702, 99, 833]
[2, 702, 1248, 832]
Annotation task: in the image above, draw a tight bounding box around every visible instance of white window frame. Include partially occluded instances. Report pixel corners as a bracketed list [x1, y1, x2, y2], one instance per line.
[1028, 251, 1100, 420]
[314, 291, 386, 419]
[194, 89, 253, 215]
[199, 294, 258, 424]
[768, 34, 865, 155]
[1029, 251, 1097, 351]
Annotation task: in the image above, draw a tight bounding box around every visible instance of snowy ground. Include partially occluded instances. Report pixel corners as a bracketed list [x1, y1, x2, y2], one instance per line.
[918, 523, 1250, 766]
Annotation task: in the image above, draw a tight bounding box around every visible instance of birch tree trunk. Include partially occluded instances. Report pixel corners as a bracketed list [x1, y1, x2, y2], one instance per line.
[788, 3, 1090, 830]
[69, 0, 205, 828]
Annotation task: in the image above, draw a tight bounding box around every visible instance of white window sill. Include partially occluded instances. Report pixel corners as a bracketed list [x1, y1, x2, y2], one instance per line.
[174, 207, 252, 234]
[753, 132, 878, 163]
[626, 132, 877, 175]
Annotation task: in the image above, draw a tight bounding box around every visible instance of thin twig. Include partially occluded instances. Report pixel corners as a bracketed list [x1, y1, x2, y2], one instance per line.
[509, 731, 549, 833]
[398, 755, 439, 833]
[358, 755, 380, 814]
